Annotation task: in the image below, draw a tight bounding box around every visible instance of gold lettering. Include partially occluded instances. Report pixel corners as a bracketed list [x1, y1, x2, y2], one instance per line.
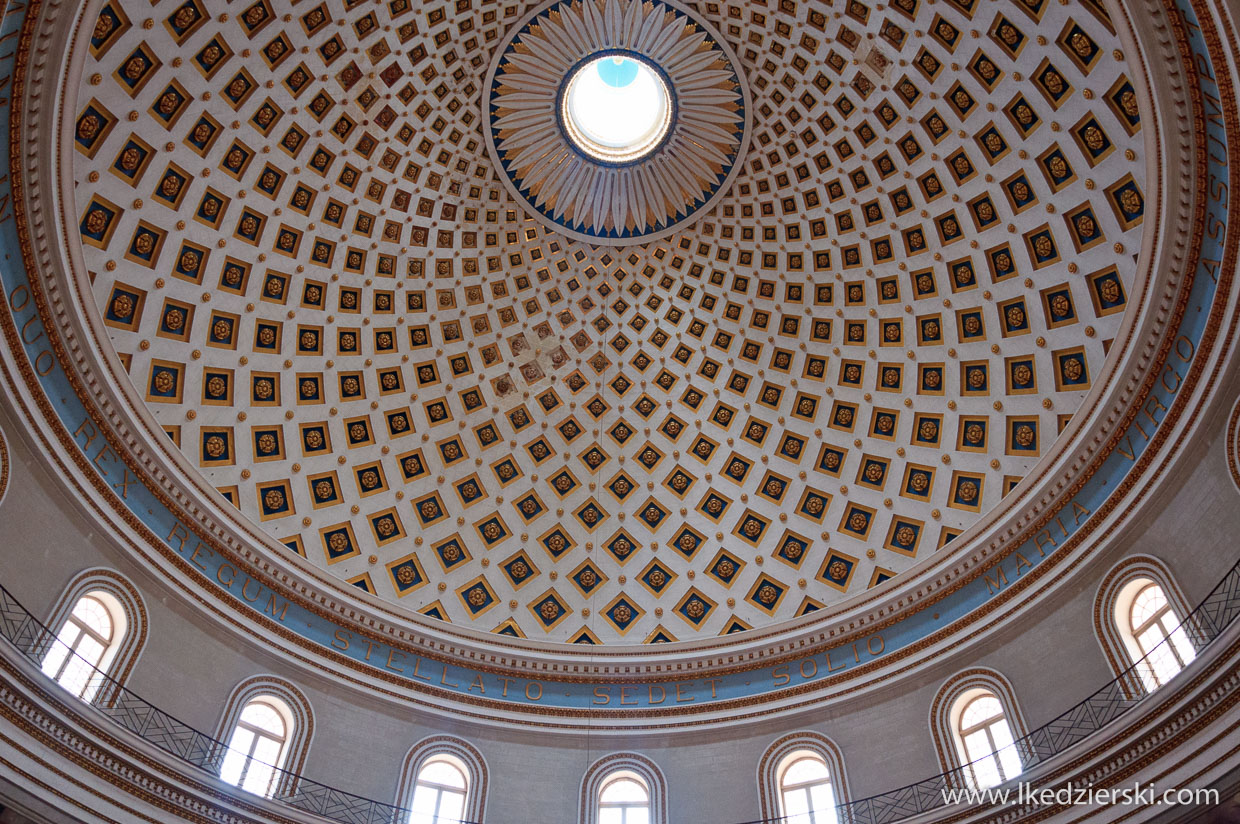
[1013, 551, 1033, 575]
[217, 563, 236, 587]
[648, 685, 666, 705]
[674, 682, 695, 703]
[468, 675, 485, 694]
[852, 643, 860, 663]
[91, 444, 115, 476]
[7, 284, 29, 311]
[1161, 365, 1182, 393]
[167, 522, 189, 553]
[984, 566, 1009, 594]
[772, 665, 791, 687]
[867, 635, 885, 656]
[362, 639, 379, 662]
[20, 314, 43, 345]
[499, 676, 515, 697]
[188, 542, 212, 571]
[524, 681, 542, 701]
[1175, 335, 1195, 362]
[411, 657, 432, 681]
[74, 418, 98, 450]
[262, 595, 288, 622]
[799, 658, 818, 679]
[440, 666, 459, 688]
[331, 629, 352, 651]
[592, 686, 611, 705]
[240, 577, 263, 602]
[385, 649, 406, 673]
[704, 678, 721, 699]
[825, 650, 846, 671]
[1142, 396, 1168, 427]
[112, 468, 137, 499]
[1034, 530, 1057, 554]
[620, 686, 638, 705]
[1072, 501, 1091, 524]
[33, 351, 54, 376]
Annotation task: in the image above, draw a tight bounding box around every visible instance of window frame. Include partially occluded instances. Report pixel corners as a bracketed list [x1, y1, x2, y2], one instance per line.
[1095, 556, 1198, 696]
[597, 770, 651, 824]
[930, 668, 1029, 791]
[756, 733, 850, 824]
[41, 593, 122, 700]
[212, 677, 314, 800]
[580, 753, 666, 824]
[777, 751, 837, 824]
[952, 691, 1022, 789]
[218, 696, 294, 798]
[395, 736, 488, 824]
[39, 571, 146, 705]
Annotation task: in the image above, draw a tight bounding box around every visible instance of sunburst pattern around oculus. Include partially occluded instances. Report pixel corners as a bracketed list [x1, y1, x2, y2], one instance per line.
[483, 0, 750, 245]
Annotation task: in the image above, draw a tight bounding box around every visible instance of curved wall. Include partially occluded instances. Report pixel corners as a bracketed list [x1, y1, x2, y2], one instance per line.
[1, 0, 1240, 819]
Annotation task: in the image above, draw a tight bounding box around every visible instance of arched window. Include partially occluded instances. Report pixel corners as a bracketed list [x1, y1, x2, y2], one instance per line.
[41, 591, 125, 701]
[931, 669, 1028, 791]
[40, 571, 146, 703]
[580, 753, 666, 824]
[396, 737, 487, 823]
[778, 752, 837, 824]
[218, 696, 294, 797]
[758, 733, 850, 823]
[953, 691, 1022, 789]
[1095, 557, 1197, 695]
[409, 755, 469, 824]
[598, 771, 650, 824]
[1122, 580, 1196, 690]
[213, 677, 314, 800]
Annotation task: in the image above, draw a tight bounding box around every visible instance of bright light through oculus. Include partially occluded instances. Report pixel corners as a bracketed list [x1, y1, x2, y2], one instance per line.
[562, 55, 672, 163]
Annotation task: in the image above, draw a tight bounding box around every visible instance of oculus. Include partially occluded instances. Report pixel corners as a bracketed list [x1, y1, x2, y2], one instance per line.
[483, 0, 749, 245]
[560, 54, 673, 164]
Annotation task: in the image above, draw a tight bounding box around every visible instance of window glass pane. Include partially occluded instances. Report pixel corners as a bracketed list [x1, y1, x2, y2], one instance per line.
[1168, 624, 1197, 666]
[1147, 644, 1181, 685]
[783, 756, 830, 786]
[783, 787, 810, 815]
[988, 719, 1014, 749]
[76, 635, 106, 667]
[1131, 584, 1167, 628]
[240, 759, 275, 795]
[962, 729, 992, 762]
[997, 746, 1023, 782]
[809, 783, 837, 821]
[40, 624, 77, 679]
[218, 728, 253, 786]
[437, 789, 466, 821]
[601, 777, 648, 803]
[72, 597, 114, 640]
[971, 754, 1002, 789]
[626, 807, 650, 824]
[408, 785, 439, 824]
[598, 809, 623, 824]
[240, 701, 286, 737]
[960, 694, 1002, 729]
[57, 655, 94, 698]
[251, 734, 283, 766]
[420, 759, 467, 789]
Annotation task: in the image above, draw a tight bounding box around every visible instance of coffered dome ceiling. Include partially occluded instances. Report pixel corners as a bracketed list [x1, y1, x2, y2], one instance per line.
[72, 0, 1147, 644]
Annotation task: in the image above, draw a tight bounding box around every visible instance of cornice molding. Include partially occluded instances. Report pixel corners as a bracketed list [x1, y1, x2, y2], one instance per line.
[0, 0, 1236, 728]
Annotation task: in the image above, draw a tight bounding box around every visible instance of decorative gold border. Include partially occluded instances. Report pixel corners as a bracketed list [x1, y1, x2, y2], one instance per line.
[0, 0, 1234, 728]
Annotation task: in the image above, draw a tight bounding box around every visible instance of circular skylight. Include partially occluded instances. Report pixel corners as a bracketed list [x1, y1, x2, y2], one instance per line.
[561, 54, 672, 163]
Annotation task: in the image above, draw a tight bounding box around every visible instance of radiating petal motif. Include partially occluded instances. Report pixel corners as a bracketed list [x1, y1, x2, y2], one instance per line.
[483, 0, 749, 245]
